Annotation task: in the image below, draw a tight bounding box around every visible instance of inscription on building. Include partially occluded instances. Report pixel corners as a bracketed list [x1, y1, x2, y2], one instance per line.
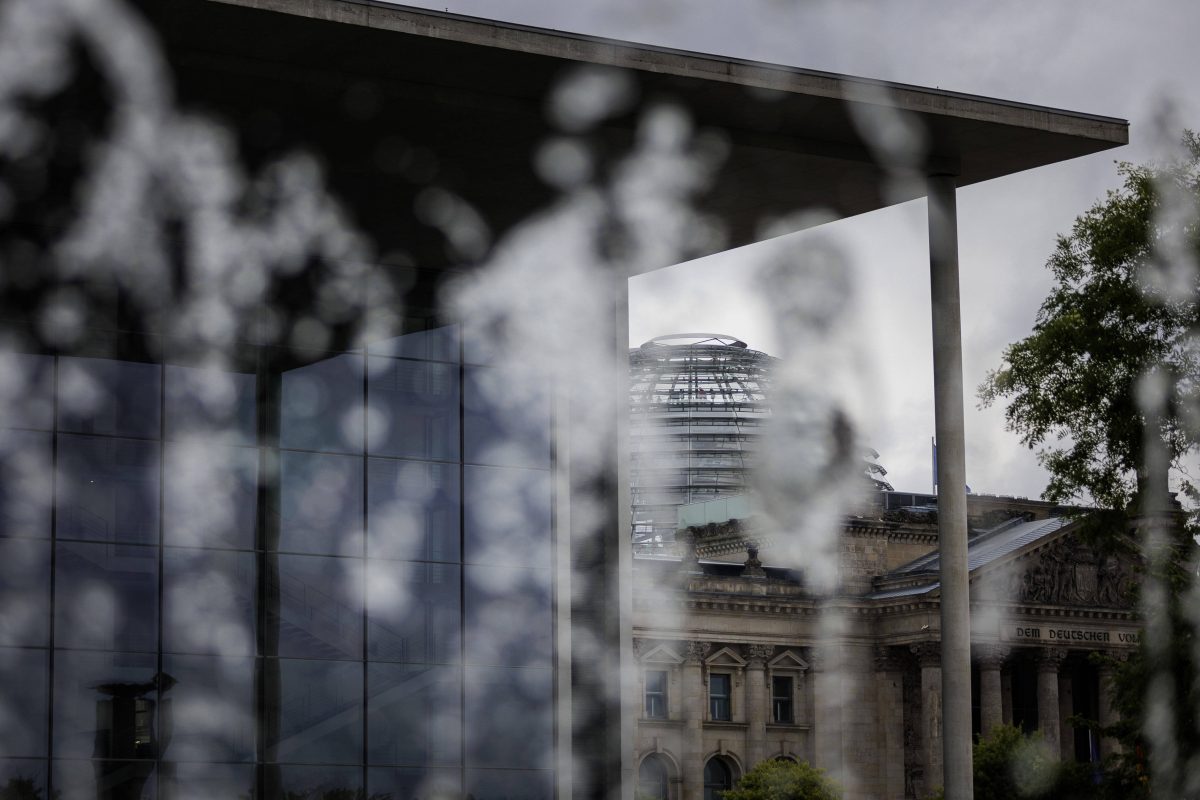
[1005, 626, 1139, 644]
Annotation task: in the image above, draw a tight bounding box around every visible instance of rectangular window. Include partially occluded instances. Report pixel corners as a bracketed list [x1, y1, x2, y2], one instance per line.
[709, 673, 731, 721]
[644, 670, 667, 719]
[772, 676, 794, 724]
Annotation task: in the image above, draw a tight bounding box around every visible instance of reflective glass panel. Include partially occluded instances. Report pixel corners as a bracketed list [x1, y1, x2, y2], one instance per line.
[266, 659, 362, 765]
[367, 356, 459, 461]
[54, 760, 157, 800]
[53, 650, 159, 759]
[466, 769, 554, 800]
[464, 666, 552, 770]
[55, 542, 158, 653]
[0, 352, 53, 430]
[160, 762, 255, 800]
[366, 324, 458, 363]
[368, 663, 461, 767]
[160, 655, 256, 762]
[267, 764, 362, 799]
[464, 566, 551, 668]
[0, 759, 47, 800]
[0, 430, 52, 539]
[367, 560, 460, 664]
[0, 648, 47, 756]
[463, 465, 551, 569]
[279, 353, 363, 454]
[367, 458, 459, 563]
[57, 357, 160, 439]
[266, 555, 363, 660]
[277, 450, 363, 556]
[56, 435, 160, 545]
[163, 443, 258, 550]
[368, 767, 462, 800]
[0, 538, 50, 646]
[164, 364, 257, 445]
[163, 548, 256, 656]
[463, 366, 550, 469]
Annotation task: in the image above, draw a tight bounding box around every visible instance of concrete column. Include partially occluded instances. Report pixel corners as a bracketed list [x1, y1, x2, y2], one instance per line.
[1001, 670, 1013, 727]
[1036, 649, 1067, 755]
[681, 641, 710, 800]
[1098, 652, 1126, 758]
[876, 647, 907, 800]
[911, 642, 943, 793]
[745, 645, 771, 768]
[976, 645, 1008, 736]
[927, 173, 973, 800]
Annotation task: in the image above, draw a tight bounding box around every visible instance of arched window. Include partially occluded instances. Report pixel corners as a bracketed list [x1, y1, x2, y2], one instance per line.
[703, 757, 733, 800]
[638, 754, 670, 800]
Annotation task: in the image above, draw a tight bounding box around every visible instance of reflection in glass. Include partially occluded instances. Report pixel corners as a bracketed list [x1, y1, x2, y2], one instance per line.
[366, 324, 458, 363]
[367, 356, 459, 461]
[266, 555, 363, 659]
[463, 366, 550, 469]
[0, 648, 47, 757]
[160, 762, 254, 800]
[466, 768, 555, 800]
[57, 357, 161, 439]
[368, 561, 460, 664]
[54, 759, 157, 800]
[0, 430, 52, 539]
[53, 650, 160, 759]
[368, 663, 461, 766]
[0, 539, 50, 646]
[267, 659, 362, 765]
[368, 766, 462, 800]
[0, 759, 47, 800]
[464, 566, 552, 668]
[0, 352, 54, 430]
[267, 764, 362, 799]
[56, 435, 160, 545]
[280, 353, 363, 454]
[164, 364, 257, 445]
[163, 442, 258, 550]
[163, 548, 255, 656]
[368, 458, 459, 563]
[55, 543, 158, 653]
[160, 655, 256, 762]
[278, 451, 363, 556]
[465, 666, 552, 770]
[463, 465, 551, 568]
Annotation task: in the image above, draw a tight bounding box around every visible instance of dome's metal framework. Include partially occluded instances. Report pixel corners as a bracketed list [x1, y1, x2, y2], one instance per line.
[629, 334, 775, 550]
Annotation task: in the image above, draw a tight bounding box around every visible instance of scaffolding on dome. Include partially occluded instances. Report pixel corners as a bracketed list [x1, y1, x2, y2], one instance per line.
[629, 334, 775, 552]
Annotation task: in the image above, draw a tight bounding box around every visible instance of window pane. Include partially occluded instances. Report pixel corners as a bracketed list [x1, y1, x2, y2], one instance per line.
[464, 566, 551, 668]
[54, 760, 157, 799]
[368, 663, 461, 766]
[278, 451, 363, 556]
[163, 442, 258, 550]
[709, 674, 731, 721]
[0, 648, 47, 756]
[464, 666, 552, 770]
[160, 762, 255, 800]
[366, 324, 459, 363]
[368, 458, 459, 563]
[55, 542, 158, 653]
[772, 676, 794, 723]
[53, 650, 159, 759]
[0, 759, 47, 800]
[267, 764, 362, 799]
[163, 548, 256, 657]
[463, 466, 550, 569]
[0, 352, 53, 430]
[463, 367, 550, 469]
[266, 659, 362, 765]
[369, 767, 461, 800]
[0, 538, 49, 646]
[367, 356, 459, 461]
[57, 357, 160, 439]
[367, 561, 460, 664]
[465, 769, 554, 800]
[56, 435, 160, 545]
[279, 353, 363, 454]
[160, 655, 256, 763]
[265, 555, 363, 660]
[0, 430, 52, 539]
[644, 670, 667, 719]
[164, 364, 257, 445]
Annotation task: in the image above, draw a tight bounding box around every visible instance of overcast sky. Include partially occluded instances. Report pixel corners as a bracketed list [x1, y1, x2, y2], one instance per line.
[393, 0, 1200, 500]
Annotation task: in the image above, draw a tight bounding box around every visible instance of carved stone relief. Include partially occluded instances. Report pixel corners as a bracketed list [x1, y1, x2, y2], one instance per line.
[993, 533, 1137, 608]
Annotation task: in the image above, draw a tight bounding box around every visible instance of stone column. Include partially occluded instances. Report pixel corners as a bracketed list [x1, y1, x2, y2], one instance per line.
[1036, 649, 1067, 755]
[1058, 671, 1075, 761]
[1098, 651, 1127, 758]
[876, 647, 906, 800]
[976, 644, 1008, 736]
[681, 641, 710, 800]
[745, 645, 772, 768]
[911, 642, 943, 792]
[1001, 670, 1013, 727]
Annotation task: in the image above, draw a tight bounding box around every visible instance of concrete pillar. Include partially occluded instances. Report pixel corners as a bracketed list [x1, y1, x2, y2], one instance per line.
[681, 641, 709, 800]
[1098, 652, 1126, 758]
[927, 173, 973, 800]
[912, 642, 943, 792]
[745, 645, 771, 768]
[1001, 670, 1013, 727]
[976, 645, 1008, 736]
[876, 647, 907, 800]
[1036, 649, 1067, 755]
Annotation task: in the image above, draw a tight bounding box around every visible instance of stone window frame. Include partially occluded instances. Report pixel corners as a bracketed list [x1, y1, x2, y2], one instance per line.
[703, 646, 746, 722]
[638, 643, 683, 720]
[766, 650, 809, 728]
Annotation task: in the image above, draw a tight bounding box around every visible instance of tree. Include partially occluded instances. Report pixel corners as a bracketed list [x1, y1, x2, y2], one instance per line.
[978, 132, 1200, 511]
[721, 759, 841, 800]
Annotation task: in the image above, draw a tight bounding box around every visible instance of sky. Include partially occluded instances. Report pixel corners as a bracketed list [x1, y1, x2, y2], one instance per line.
[390, 0, 1200, 500]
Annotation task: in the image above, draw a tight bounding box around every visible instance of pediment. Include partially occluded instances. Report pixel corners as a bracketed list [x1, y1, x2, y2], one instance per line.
[639, 644, 684, 665]
[705, 646, 747, 668]
[768, 650, 809, 671]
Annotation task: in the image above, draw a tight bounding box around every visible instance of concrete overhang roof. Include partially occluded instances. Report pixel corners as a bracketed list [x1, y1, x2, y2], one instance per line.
[146, 0, 1129, 266]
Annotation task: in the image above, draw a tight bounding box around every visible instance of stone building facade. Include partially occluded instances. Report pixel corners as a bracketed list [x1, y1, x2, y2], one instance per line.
[631, 500, 1142, 800]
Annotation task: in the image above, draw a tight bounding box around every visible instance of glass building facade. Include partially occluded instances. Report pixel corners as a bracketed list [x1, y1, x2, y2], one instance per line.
[0, 329, 555, 799]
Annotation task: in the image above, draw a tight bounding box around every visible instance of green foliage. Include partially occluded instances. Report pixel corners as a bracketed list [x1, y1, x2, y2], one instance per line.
[971, 725, 1095, 800]
[979, 131, 1200, 511]
[0, 776, 47, 800]
[721, 759, 841, 800]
